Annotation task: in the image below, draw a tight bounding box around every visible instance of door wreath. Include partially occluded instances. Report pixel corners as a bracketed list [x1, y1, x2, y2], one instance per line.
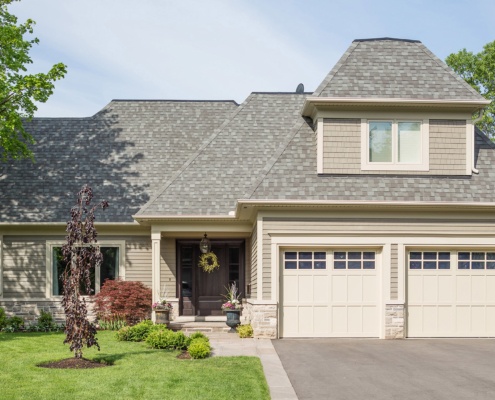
[198, 252, 220, 273]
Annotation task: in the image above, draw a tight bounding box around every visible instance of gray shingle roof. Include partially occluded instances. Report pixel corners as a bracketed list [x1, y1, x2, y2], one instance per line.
[314, 38, 485, 101]
[0, 100, 237, 222]
[138, 93, 307, 215]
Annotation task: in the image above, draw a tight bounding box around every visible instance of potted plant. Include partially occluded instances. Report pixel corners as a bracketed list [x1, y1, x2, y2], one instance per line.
[221, 282, 242, 332]
[152, 300, 173, 325]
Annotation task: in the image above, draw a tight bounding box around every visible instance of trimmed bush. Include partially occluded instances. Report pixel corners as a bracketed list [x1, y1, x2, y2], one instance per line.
[189, 331, 209, 342]
[188, 338, 211, 359]
[116, 320, 155, 342]
[3, 316, 24, 332]
[145, 329, 191, 350]
[94, 280, 152, 325]
[236, 324, 254, 338]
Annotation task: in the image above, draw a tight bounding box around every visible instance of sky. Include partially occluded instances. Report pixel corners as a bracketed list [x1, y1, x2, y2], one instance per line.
[9, 0, 495, 118]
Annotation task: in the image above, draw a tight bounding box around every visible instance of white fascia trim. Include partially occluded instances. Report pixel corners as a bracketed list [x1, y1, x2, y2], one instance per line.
[302, 97, 491, 116]
[466, 119, 474, 175]
[256, 214, 263, 301]
[317, 118, 323, 174]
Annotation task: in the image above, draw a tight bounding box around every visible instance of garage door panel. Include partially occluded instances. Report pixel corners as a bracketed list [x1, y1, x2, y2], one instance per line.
[347, 276, 363, 302]
[298, 306, 313, 335]
[455, 306, 471, 334]
[456, 276, 471, 302]
[282, 307, 298, 336]
[362, 275, 377, 302]
[298, 276, 313, 303]
[362, 306, 377, 333]
[407, 306, 422, 335]
[471, 276, 486, 303]
[314, 276, 329, 303]
[471, 307, 486, 333]
[347, 307, 363, 333]
[423, 276, 438, 303]
[332, 276, 347, 302]
[408, 275, 422, 302]
[487, 277, 495, 302]
[313, 306, 329, 334]
[283, 276, 298, 302]
[486, 307, 495, 334]
[423, 306, 438, 333]
[331, 306, 347, 333]
[438, 276, 453, 303]
[437, 306, 454, 333]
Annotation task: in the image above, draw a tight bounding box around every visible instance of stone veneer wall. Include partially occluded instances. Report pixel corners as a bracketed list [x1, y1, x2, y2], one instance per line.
[0, 300, 66, 325]
[385, 304, 405, 339]
[244, 299, 278, 338]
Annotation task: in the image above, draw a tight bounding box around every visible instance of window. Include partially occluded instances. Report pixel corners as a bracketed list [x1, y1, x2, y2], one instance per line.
[458, 252, 495, 270]
[333, 251, 375, 270]
[362, 119, 428, 171]
[284, 251, 326, 270]
[48, 242, 124, 297]
[409, 251, 451, 270]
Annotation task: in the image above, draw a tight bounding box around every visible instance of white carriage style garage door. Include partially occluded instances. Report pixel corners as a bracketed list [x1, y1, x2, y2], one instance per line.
[408, 250, 495, 337]
[281, 249, 379, 338]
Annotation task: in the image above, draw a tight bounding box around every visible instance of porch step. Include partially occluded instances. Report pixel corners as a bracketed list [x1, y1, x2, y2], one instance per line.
[169, 316, 231, 333]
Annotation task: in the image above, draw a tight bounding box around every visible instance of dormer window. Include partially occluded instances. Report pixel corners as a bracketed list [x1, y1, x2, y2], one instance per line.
[361, 119, 429, 171]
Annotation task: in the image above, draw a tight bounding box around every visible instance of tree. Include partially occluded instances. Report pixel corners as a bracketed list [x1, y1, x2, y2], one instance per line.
[446, 41, 495, 139]
[62, 185, 108, 359]
[0, 0, 66, 161]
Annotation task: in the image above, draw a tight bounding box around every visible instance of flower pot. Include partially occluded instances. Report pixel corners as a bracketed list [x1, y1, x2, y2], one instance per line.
[155, 309, 170, 325]
[224, 310, 241, 333]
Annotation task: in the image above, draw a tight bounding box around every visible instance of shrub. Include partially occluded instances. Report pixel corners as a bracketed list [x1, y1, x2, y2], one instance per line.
[0, 307, 6, 329]
[36, 310, 59, 332]
[236, 324, 254, 338]
[189, 331, 209, 342]
[94, 280, 152, 325]
[115, 320, 158, 342]
[187, 338, 211, 359]
[115, 326, 132, 341]
[146, 329, 191, 350]
[3, 316, 24, 332]
[98, 314, 127, 331]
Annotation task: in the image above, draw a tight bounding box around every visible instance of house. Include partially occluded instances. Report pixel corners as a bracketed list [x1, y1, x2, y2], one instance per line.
[1, 37, 493, 339]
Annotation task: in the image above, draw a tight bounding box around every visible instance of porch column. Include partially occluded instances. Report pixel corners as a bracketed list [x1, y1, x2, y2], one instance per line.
[151, 231, 161, 322]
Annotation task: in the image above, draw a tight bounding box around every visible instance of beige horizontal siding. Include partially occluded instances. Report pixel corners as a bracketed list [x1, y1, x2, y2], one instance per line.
[323, 119, 361, 174]
[322, 118, 467, 175]
[160, 238, 176, 298]
[245, 237, 251, 299]
[391, 244, 398, 300]
[124, 236, 152, 288]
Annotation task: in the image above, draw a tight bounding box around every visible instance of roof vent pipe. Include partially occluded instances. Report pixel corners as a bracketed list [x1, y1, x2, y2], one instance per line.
[471, 109, 485, 174]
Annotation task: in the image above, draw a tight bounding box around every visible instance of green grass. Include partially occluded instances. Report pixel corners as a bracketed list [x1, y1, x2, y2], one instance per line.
[0, 331, 270, 400]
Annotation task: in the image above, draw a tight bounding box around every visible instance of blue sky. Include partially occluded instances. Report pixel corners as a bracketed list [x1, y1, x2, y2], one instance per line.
[10, 0, 495, 117]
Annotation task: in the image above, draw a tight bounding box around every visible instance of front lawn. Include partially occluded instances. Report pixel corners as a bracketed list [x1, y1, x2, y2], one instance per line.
[0, 331, 270, 400]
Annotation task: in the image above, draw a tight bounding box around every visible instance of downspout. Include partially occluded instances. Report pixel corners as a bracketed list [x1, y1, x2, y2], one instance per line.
[471, 109, 485, 174]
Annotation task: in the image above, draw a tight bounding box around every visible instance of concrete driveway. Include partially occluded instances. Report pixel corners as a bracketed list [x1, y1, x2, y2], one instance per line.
[273, 339, 495, 400]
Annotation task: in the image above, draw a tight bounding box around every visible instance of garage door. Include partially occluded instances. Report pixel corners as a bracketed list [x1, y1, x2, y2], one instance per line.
[408, 250, 495, 337]
[281, 250, 379, 338]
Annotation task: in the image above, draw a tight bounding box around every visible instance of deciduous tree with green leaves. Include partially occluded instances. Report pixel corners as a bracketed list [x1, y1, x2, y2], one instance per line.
[446, 41, 495, 139]
[0, 0, 66, 161]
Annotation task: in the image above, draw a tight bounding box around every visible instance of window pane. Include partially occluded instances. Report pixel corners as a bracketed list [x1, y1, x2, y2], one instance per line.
[348, 261, 361, 269]
[314, 261, 326, 270]
[458, 252, 470, 260]
[487, 262, 495, 270]
[334, 252, 346, 260]
[314, 252, 326, 260]
[363, 261, 375, 269]
[424, 261, 436, 269]
[363, 252, 375, 260]
[53, 247, 65, 296]
[285, 261, 297, 269]
[369, 122, 392, 162]
[285, 252, 297, 260]
[439, 262, 450, 270]
[398, 122, 421, 163]
[299, 261, 312, 269]
[439, 252, 450, 260]
[487, 253, 495, 260]
[424, 252, 436, 260]
[334, 261, 346, 269]
[472, 262, 485, 270]
[410, 261, 421, 269]
[472, 252, 485, 260]
[348, 252, 361, 260]
[299, 252, 312, 260]
[101, 247, 119, 285]
[458, 262, 470, 270]
[410, 252, 421, 260]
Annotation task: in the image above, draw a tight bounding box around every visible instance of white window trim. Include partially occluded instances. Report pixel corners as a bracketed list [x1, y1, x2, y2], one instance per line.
[45, 240, 126, 298]
[361, 119, 429, 171]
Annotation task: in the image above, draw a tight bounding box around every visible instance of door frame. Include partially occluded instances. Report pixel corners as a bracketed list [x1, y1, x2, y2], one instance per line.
[176, 239, 245, 316]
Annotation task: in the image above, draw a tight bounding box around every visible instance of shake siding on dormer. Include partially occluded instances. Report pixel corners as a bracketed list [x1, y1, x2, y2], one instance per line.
[322, 118, 467, 175]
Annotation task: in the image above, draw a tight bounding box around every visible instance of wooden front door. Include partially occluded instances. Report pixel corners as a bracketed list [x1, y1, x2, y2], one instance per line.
[177, 240, 244, 316]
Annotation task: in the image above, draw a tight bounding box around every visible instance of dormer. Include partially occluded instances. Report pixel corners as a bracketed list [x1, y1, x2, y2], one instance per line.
[302, 38, 490, 176]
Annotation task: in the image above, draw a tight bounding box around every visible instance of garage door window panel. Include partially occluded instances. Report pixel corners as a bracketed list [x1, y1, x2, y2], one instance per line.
[457, 252, 495, 270]
[408, 251, 451, 270]
[283, 251, 327, 270]
[332, 251, 375, 270]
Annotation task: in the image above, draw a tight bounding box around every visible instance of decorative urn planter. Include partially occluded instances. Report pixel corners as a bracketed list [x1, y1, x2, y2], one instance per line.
[155, 309, 170, 325]
[225, 310, 241, 333]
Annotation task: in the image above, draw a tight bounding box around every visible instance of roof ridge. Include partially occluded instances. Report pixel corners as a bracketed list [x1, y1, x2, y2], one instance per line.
[242, 116, 308, 199]
[416, 43, 484, 100]
[353, 37, 421, 43]
[136, 94, 255, 215]
[110, 99, 239, 104]
[312, 41, 360, 97]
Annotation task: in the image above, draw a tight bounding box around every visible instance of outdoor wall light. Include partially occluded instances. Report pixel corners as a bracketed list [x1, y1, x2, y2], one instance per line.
[199, 233, 211, 254]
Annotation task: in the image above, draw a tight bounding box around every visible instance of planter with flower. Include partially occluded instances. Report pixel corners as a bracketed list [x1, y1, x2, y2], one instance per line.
[221, 282, 242, 332]
[152, 300, 173, 325]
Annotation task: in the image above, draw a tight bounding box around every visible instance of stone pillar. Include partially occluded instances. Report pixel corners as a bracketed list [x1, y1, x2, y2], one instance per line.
[151, 232, 161, 323]
[244, 299, 278, 339]
[385, 303, 405, 339]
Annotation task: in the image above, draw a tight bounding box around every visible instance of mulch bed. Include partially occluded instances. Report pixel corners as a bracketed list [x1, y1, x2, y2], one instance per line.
[176, 351, 192, 360]
[38, 358, 110, 369]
